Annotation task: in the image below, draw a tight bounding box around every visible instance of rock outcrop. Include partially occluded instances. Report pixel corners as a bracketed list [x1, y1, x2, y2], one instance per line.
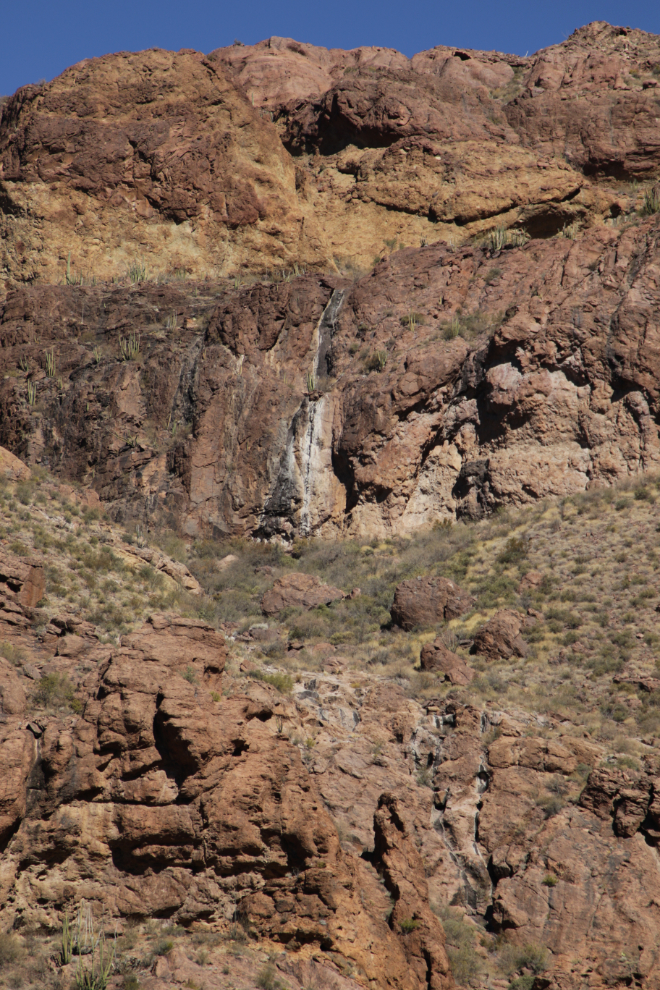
[3, 592, 660, 988]
[0, 49, 329, 285]
[0, 548, 44, 609]
[2, 22, 659, 289]
[0, 613, 452, 990]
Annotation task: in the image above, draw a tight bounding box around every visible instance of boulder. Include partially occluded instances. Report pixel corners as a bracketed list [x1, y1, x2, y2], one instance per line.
[261, 573, 345, 617]
[0, 549, 44, 608]
[419, 639, 475, 685]
[518, 570, 544, 593]
[0, 659, 27, 716]
[472, 609, 528, 661]
[391, 576, 474, 631]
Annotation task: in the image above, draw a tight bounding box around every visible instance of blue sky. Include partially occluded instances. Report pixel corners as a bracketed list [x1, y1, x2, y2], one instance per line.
[2, 0, 660, 97]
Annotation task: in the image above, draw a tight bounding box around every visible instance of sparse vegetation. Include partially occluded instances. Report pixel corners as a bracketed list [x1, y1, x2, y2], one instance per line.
[363, 350, 388, 372]
[128, 260, 147, 283]
[640, 186, 660, 216]
[434, 906, 483, 985]
[441, 309, 504, 341]
[119, 333, 140, 360]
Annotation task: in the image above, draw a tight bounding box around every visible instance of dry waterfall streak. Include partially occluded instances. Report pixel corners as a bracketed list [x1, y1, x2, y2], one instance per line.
[314, 288, 346, 381]
[257, 289, 345, 539]
[300, 289, 345, 535]
[299, 393, 327, 537]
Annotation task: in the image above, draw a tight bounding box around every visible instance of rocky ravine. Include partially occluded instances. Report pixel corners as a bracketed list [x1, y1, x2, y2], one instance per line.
[1, 213, 660, 539]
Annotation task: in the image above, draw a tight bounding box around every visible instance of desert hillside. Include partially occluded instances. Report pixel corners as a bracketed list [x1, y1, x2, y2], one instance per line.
[1, 18, 660, 990]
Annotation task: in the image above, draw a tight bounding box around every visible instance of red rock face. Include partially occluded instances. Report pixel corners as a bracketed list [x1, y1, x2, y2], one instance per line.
[0, 49, 325, 284]
[505, 22, 660, 179]
[0, 549, 44, 609]
[1, 22, 660, 537]
[0, 613, 451, 990]
[4, 573, 660, 989]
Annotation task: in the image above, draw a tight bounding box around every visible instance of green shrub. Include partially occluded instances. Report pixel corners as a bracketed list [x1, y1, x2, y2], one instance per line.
[542, 874, 558, 886]
[508, 978, 535, 990]
[154, 939, 174, 956]
[399, 918, 419, 934]
[182, 666, 197, 684]
[15, 482, 33, 505]
[256, 965, 277, 990]
[641, 187, 660, 216]
[538, 795, 564, 819]
[434, 906, 483, 986]
[399, 312, 426, 328]
[32, 673, 76, 710]
[499, 941, 548, 978]
[0, 641, 25, 665]
[364, 350, 388, 373]
[440, 309, 504, 341]
[516, 942, 549, 974]
[251, 672, 293, 694]
[8, 541, 30, 557]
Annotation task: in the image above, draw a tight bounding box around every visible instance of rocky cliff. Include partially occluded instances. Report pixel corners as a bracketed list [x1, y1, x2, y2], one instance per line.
[1, 214, 660, 539]
[2, 18, 660, 990]
[2, 21, 660, 538]
[2, 21, 660, 286]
